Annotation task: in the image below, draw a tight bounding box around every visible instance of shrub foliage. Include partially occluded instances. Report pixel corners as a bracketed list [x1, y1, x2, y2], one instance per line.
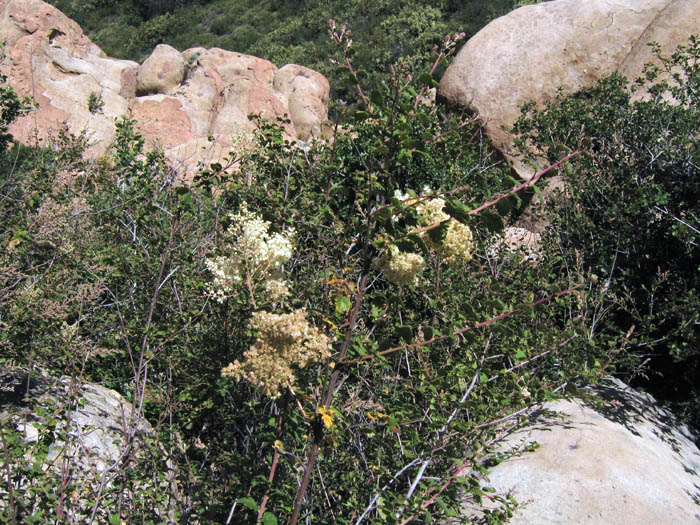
[513, 36, 700, 430]
[0, 26, 600, 523]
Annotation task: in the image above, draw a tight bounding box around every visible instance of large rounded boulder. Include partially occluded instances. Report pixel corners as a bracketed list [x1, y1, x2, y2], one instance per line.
[439, 0, 698, 178]
[462, 378, 700, 523]
[136, 43, 186, 96]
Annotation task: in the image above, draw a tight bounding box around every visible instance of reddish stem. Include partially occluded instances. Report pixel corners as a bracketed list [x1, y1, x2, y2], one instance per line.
[289, 273, 370, 525]
[344, 283, 585, 364]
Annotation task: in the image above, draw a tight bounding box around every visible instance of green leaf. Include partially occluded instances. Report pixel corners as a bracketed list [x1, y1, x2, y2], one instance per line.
[238, 497, 258, 511]
[496, 194, 522, 215]
[375, 206, 393, 222]
[108, 514, 121, 525]
[495, 196, 513, 216]
[519, 303, 535, 316]
[504, 175, 520, 187]
[423, 326, 440, 340]
[427, 221, 449, 244]
[478, 210, 505, 233]
[419, 72, 433, 85]
[443, 199, 471, 224]
[395, 234, 429, 257]
[397, 325, 413, 342]
[463, 303, 478, 321]
[335, 295, 352, 314]
[532, 183, 545, 204]
[262, 512, 278, 525]
[483, 299, 506, 316]
[370, 89, 384, 107]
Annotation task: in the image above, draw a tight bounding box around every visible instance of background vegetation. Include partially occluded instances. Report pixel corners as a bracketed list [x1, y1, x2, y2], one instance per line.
[45, 0, 536, 107]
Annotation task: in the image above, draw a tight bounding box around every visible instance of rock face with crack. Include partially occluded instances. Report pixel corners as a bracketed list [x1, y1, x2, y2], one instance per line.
[0, 0, 330, 174]
[464, 378, 700, 523]
[439, 0, 700, 178]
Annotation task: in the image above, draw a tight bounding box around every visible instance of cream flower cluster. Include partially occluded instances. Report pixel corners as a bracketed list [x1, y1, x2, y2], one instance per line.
[206, 203, 295, 303]
[410, 189, 475, 267]
[377, 244, 426, 286]
[437, 220, 474, 268]
[209, 204, 333, 398]
[378, 188, 475, 285]
[221, 309, 331, 398]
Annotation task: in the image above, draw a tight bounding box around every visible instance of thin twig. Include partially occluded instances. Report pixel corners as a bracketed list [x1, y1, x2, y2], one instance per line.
[355, 459, 422, 524]
[410, 151, 580, 238]
[289, 272, 370, 525]
[397, 460, 473, 525]
[344, 283, 585, 364]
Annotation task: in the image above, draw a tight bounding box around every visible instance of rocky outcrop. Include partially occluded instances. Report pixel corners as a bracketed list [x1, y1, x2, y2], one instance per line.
[464, 378, 700, 523]
[0, 0, 136, 158]
[136, 43, 186, 96]
[0, 368, 174, 522]
[439, 0, 700, 178]
[0, 0, 330, 174]
[274, 64, 332, 140]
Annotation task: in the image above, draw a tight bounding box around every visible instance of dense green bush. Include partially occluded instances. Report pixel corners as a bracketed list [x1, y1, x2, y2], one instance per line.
[0, 31, 605, 522]
[512, 36, 700, 432]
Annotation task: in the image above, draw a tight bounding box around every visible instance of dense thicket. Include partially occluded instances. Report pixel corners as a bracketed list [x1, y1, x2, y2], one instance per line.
[513, 37, 700, 430]
[0, 29, 600, 522]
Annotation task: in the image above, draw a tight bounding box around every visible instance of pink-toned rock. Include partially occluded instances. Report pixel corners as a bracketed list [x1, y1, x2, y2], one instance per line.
[439, 0, 693, 178]
[0, 0, 137, 156]
[130, 95, 195, 149]
[189, 48, 292, 137]
[274, 64, 330, 140]
[0, 0, 331, 175]
[120, 66, 138, 99]
[136, 44, 186, 96]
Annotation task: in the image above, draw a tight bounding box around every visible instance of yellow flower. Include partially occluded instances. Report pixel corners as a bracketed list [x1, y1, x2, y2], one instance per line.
[317, 407, 335, 429]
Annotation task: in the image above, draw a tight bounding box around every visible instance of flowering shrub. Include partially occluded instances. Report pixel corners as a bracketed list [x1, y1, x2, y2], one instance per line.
[206, 202, 333, 398]
[221, 309, 331, 398]
[380, 188, 475, 285]
[205, 202, 295, 305]
[0, 25, 605, 525]
[191, 27, 595, 525]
